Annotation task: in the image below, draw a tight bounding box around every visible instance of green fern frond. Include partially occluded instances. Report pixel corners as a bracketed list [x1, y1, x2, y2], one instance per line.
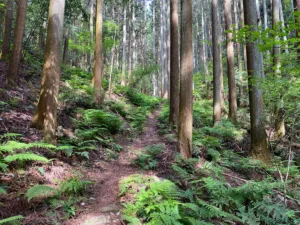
[0, 162, 8, 172]
[28, 142, 56, 149]
[0, 187, 7, 195]
[0, 215, 24, 225]
[26, 185, 57, 202]
[4, 153, 49, 163]
[0, 141, 28, 153]
[0, 133, 22, 140]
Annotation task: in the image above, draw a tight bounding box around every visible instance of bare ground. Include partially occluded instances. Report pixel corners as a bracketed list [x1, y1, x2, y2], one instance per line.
[64, 109, 168, 225]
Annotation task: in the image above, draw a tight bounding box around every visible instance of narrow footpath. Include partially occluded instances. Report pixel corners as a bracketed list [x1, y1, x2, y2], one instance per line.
[65, 109, 164, 225]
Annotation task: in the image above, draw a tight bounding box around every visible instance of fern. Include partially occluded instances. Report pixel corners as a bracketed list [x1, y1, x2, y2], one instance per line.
[0, 187, 6, 194]
[4, 153, 49, 163]
[0, 215, 24, 225]
[59, 177, 92, 196]
[0, 162, 8, 172]
[26, 185, 57, 201]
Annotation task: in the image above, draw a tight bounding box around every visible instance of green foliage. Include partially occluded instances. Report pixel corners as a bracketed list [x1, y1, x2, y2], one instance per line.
[26, 185, 57, 202]
[59, 177, 92, 196]
[79, 109, 122, 134]
[0, 215, 24, 225]
[4, 153, 49, 163]
[134, 144, 164, 170]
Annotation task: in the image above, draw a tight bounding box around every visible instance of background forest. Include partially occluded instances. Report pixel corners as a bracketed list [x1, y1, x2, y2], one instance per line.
[0, 0, 300, 224]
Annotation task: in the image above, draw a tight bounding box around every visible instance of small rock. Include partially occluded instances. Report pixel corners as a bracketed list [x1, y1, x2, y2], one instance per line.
[82, 215, 109, 225]
[100, 203, 120, 213]
[81, 202, 85, 206]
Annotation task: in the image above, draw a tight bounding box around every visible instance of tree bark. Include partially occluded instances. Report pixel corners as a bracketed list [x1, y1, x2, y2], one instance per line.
[152, 0, 158, 97]
[212, 0, 222, 124]
[202, 0, 210, 99]
[178, 0, 193, 159]
[93, 0, 103, 104]
[63, 26, 69, 64]
[225, 0, 237, 123]
[6, 0, 27, 86]
[295, 0, 300, 61]
[243, 0, 270, 163]
[169, 0, 179, 126]
[121, 2, 127, 86]
[32, 0, 65, 144]
[1, 0, 14, 60]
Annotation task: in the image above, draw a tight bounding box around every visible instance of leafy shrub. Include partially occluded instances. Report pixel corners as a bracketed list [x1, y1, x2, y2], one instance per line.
[134, 144, 164, 170]
[26, 185, 57, 202]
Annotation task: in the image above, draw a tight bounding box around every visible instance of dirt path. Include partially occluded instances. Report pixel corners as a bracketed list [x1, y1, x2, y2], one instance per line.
[65, 109, 163, 225]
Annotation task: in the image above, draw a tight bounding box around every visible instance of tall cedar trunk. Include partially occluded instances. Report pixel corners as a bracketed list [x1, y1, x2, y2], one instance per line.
[241, 0, 247, 72]
[63, 26, 69, 64]
[295, 0, 300, 61]
[263, 0, 268, 30]
[94, 0, 103, 104]
[132, 0, 136, 69]
[273, 0, 286, 137]
[89, 2, 94, 71]
[234, 0, 244, 106]
[212, 0, 222, 124]
[1, 0, 14, 60]
[202, 0, 210, 99]
[152, 0, 158, 96]
[32, 0, 65, 144]
[225, 0, 237, 123]
[121, 3, 127, 86]
[169, 0, 179, 126]
[178, 0, 193, 159]
[0, 0, 4, 39]
[143, 0, 147, 67]
[243, 0, 270, 163]
[6, 0, 27, 86]
[166, 0, 170, 98]
[109, 8, 117, 94]
[160, 0, 165, 96]
[127, 1, 132, 84]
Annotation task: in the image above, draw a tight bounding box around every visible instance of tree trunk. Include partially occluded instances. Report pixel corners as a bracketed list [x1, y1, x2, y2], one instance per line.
[1, 0, 14, 60]
[132, 0, 137, 69]
[202, 0, 210, 99]
[169, 0, 179, 126]
[178, 0, 193, 159]
[93, 0, 103, 104]
[243, 0, 270, 163]
[295, 0, 300, 61]
[241, 0, 248, 72]
[152, 0, 158, 97]
[225, 0, 237, 123]
[6, 0, 27, 86]
[63, 26, 69, 64]
[212, 0, 222, 124]
[89, 2, 94, 72]
[32, 0, 65, 144]
[121, 3, 127, 86]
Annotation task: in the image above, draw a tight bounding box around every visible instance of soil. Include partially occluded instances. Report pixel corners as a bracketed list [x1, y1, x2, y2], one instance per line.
[64, 109, 170, 225]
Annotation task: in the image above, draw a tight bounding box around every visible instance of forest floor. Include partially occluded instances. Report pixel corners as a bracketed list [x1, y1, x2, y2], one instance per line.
[65, 109, 174, 225]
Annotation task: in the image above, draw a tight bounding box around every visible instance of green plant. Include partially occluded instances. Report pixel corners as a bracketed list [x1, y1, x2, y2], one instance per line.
[0, 215, 24, 225]
[59, 177, 92, 196]
[134, 144, 164, 170]
[26, 185, 57, 202]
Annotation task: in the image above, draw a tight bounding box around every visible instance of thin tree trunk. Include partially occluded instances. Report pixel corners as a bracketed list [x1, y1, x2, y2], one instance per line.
[241, 0, 247, 72]
[243, 0, 270, 163]
[121, 2, 127, 86]
[94, 0, 103, 104]
[202, 0, 210, 99]
[32, 0, 65, 144]
[152, 0, 158, 96]
[1, 0, 14, 60]
[212, 0, 222, 124]
[109, 8, 117, 94]
[225, 0, 237, 123]
[63, 26, 69, 64]
[6, 0, 27, 86]
[178, 0, 193, 159]
[295, 0, 300, 61]
[89, 2, 94, 72]
[160, 0, 165, 97]
[169, 0, 179, 126]
[132, 0, 137, 69]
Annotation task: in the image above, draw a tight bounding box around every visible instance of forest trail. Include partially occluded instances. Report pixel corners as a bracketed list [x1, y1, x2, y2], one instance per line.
[65, 108, 164, 225]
